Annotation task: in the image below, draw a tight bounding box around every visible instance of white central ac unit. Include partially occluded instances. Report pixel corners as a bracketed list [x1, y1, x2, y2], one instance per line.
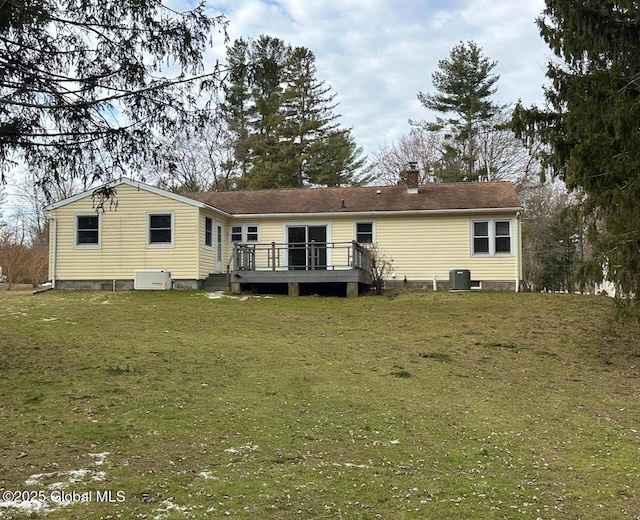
[134, 269, 172, 290]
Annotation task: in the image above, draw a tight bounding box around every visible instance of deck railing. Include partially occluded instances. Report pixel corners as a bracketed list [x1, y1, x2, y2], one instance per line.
[227, 241, 371, 273]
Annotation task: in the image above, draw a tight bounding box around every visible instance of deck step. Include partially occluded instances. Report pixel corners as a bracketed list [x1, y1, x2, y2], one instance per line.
[202, 273, 229, 291]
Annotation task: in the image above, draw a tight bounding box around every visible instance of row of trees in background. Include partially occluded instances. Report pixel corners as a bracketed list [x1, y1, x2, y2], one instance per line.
[0, 183, 48, 287]
[145, 38, 517, 193]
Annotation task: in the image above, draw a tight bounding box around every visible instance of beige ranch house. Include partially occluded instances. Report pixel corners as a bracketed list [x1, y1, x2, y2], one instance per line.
[46, 175, 523, 296]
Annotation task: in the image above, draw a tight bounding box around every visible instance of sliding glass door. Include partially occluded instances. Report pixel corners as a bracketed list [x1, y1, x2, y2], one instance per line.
[287, 225, 327, 270]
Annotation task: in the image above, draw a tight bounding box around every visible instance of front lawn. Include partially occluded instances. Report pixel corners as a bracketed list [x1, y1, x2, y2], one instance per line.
[1, 290, 638, 519]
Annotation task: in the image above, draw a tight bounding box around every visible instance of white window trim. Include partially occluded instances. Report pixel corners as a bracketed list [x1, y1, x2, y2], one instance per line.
[283, 222, 332, 244]
[204, 216, 213, 250]
[147, 212, 174, 248]
[74, 213, 101, 249]
[471, 280, 483, 290]
[470, 218, 514, 256]
[229, 223, 260, 243]
[355, 221, 375, 244]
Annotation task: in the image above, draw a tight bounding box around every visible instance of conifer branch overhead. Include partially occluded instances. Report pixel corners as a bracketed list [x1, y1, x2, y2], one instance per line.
[0, 0, 227, 190]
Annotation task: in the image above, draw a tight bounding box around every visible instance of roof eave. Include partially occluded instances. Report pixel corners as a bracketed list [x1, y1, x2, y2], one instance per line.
[45, 178, 229, 215]
[228, 207, 523, 219]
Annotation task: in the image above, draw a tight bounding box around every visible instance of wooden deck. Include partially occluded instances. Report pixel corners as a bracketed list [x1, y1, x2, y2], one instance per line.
[226, 241, 372, 296]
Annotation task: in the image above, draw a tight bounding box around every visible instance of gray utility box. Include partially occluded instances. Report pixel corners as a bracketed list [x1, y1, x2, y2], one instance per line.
[134, 269, 172, 290]
[449, 269, 471, 291]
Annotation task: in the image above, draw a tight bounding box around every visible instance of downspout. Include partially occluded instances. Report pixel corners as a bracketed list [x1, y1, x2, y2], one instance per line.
[515, 211, 522, 292]
[49, 214, 57, 289]
[196, 212, 201, 287]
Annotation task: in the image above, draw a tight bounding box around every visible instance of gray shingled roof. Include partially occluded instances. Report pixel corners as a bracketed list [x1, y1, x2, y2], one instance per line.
[187, 182, 521, 216]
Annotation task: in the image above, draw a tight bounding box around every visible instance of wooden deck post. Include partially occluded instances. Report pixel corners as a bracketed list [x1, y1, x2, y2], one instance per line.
[288, 282, 300, 297]
[271, 242, 277, 270]
[230, 282, 242, 295]
[232, 242, 240, 270]
[310, 241, 315, 270]
[346, 282, 359, 298]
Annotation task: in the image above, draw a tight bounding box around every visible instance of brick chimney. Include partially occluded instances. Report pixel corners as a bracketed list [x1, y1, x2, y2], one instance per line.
[406, 162, 419, 194]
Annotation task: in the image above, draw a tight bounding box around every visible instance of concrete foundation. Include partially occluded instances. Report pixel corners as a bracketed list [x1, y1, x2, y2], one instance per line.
[53, 279, 201, 290]
[385, 279, 517, 292]
[346, 282, 359, 298]
[288, 282, 300, 297]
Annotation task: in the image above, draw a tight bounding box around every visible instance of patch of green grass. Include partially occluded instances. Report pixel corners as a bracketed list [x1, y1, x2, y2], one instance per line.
[104, 365, 133, 375]
[390, 365, 412, 378]
[1, 290, 639, 519]
[536, 350, 561, 359]
[484, 341, 522, 351]
[420, 351, 453, 362]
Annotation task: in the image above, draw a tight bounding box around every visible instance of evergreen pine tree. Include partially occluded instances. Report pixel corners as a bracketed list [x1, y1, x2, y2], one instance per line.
[279, 47, 340, 187]
[512, 1, 640, 304]
[0, 0, 225, 189]
[222, 35, 367, 189]
[417, 41, 501, 180]
[310, 130, 369, 187]
[245, 35, 289, 189]
[222, 38, 252, 181]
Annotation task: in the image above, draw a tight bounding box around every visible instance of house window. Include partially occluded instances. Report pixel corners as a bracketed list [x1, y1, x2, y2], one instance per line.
[230, 224, 259, 243]
[205, 216, 213, 248]
[148, 213, 173, 246]
[473, 221, 490, 254]
[231, 225, 242, 242]
[471, 219, 512, 255]
[246, 225, 259, 242]
[495, 221, 511, 253]
[356, 222, 374, 244]
[76, 214, 99, 247]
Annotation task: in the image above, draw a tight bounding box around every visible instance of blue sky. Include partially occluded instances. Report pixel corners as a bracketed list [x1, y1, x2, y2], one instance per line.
[202, 0, 551, 156]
